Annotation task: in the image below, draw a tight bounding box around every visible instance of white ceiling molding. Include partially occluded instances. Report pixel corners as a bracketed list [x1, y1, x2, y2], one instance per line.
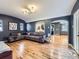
[0, 0, 77, 22]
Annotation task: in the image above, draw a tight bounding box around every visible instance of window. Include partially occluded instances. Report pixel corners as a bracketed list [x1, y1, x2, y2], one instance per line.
[27, 23, 31, 31]
[20, 23, 24, 31]
[0, 20, 3, 32]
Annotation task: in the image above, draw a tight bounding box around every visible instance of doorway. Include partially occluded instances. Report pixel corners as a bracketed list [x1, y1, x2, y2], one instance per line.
[50, 20, 69, 45]
[51, 22, 61, 35]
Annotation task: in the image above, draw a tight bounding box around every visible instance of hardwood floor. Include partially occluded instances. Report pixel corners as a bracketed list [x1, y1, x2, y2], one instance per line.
[7, 35, 79, 59]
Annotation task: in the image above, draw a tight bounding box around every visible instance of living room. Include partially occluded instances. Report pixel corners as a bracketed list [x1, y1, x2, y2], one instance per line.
[0, 0, 79, 59]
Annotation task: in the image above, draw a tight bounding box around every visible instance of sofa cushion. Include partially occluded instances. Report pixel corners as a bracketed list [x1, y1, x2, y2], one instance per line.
[9, 33, 17, 36]
[30, 32, 45, 36]
[29, 35, 42, 39]
[21, 32, 28, 35]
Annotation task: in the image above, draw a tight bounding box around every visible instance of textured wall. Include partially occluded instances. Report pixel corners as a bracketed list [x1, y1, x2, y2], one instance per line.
[26, 15, 71, 37]
[0, 14, 26, 41]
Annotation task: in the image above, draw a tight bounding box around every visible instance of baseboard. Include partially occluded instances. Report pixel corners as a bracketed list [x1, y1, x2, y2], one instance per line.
[69, 44, 79, 56]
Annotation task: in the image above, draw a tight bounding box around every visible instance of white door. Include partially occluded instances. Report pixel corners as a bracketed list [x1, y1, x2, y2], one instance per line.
[74, 9, 79, 54]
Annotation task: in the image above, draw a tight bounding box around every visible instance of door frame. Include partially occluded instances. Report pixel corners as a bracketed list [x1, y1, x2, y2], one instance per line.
[50, 24, 55, 35]
[50, 22, 61, 35]
[73, 9, 79, 54]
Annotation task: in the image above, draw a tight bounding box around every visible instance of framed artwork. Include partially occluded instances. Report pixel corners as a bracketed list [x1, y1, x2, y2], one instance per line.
[9, 22, 17, 30]
[20, 23, 24, 31]
[35, 22, 45, 32]
[0, 20, 3, 32]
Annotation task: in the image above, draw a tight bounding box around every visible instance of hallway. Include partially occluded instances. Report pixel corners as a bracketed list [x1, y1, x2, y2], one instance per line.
[7, 35, 79, 59]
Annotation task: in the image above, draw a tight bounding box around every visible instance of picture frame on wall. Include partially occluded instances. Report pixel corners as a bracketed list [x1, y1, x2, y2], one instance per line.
[35, 22, 45, 33]
[9, 22, 17, 30]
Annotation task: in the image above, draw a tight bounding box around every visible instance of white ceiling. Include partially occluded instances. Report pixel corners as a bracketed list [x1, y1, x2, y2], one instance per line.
[0, 0, 77, 22]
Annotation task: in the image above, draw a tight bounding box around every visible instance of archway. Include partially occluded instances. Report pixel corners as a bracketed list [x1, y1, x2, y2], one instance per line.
[50, 20, 69, 45]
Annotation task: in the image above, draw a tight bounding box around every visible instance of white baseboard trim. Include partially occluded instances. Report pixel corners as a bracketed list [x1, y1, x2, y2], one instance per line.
[69, 44, 79, 56]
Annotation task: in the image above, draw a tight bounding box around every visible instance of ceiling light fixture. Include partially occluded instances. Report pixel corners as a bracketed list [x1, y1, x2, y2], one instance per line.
[22, 5, 37, 15]
[28, 5, 37, 13]
[22, 8, 30, 15]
